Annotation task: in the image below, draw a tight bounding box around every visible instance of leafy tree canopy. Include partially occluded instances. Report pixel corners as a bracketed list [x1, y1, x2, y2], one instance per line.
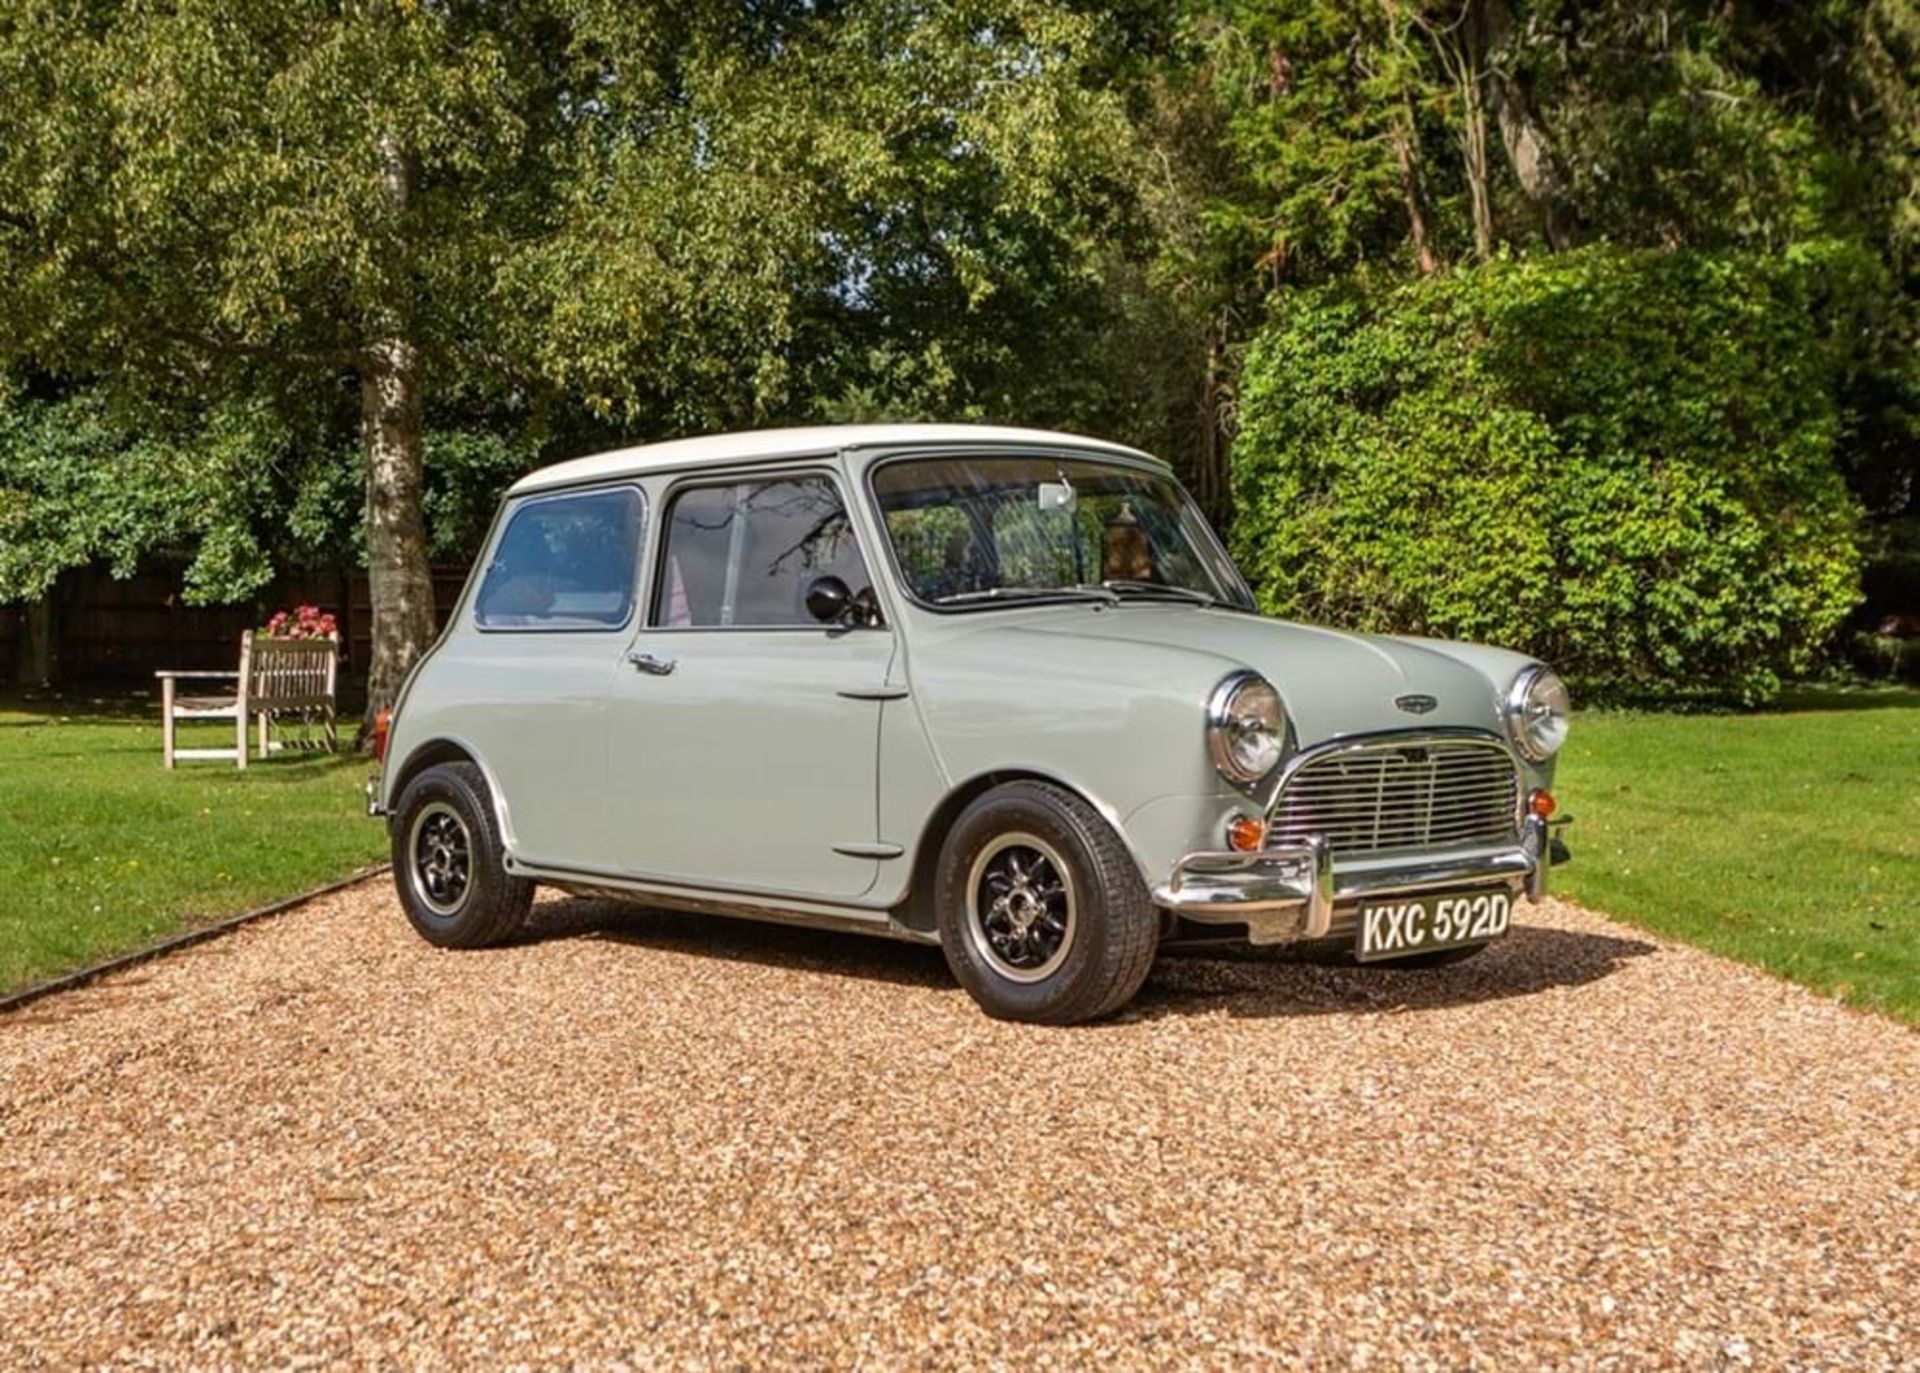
[0, 0, 1145, 707]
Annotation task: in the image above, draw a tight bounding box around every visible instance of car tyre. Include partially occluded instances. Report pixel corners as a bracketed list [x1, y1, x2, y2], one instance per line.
[935, 780, 1159, 1025]
[391, 762, 533, 948]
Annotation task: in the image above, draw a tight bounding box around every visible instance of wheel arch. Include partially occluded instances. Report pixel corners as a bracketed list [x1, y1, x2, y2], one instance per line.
[894, 767, 1139, 934]
[386, 737, 517, 849]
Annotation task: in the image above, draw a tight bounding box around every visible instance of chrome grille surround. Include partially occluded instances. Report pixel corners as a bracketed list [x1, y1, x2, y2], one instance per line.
[1266, 734, 1520, 862]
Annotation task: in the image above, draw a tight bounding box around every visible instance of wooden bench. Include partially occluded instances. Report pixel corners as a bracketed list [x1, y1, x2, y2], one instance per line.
[158, 630, 340, 769]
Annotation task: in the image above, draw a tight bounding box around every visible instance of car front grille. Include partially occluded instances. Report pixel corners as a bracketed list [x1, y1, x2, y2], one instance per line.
[1267, 736, 1520, 861]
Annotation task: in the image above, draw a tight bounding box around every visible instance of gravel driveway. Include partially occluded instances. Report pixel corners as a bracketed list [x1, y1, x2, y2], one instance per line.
[2, 882, 1914, 1368]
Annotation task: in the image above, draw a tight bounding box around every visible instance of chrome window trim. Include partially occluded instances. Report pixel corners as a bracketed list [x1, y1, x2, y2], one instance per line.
[471, 482, 649, 636]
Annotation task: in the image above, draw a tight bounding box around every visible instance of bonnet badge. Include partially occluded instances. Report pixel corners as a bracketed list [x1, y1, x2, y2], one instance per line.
[1394, 693, 1438, 715]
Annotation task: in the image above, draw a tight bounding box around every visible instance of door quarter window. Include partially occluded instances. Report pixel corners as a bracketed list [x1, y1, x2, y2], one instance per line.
[474, 486, 645, 630]
[652, 475, 877, 629]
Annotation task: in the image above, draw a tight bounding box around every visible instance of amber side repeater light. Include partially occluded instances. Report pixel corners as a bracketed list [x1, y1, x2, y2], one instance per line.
[1226, 814, 1268, 852]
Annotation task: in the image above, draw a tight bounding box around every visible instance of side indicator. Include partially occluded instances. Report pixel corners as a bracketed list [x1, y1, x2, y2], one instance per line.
[1226, 814, 1268, 852]
[372, 708, 393, 763]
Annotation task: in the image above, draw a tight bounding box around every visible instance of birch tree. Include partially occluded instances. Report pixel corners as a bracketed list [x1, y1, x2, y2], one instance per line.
[0, 0, 1134, 722]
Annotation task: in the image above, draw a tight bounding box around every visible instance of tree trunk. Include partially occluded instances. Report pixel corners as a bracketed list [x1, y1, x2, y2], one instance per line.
[1461, 60, 1495, 261]
[1422, 0, 1496, 260]
[1196, 322, 1234, 531]
[360, 339, 437, 735]
[358, 127, 435, 741]
[1479, 0, 1573, 249]
[1390, 114, 1441, 275]
[1381, 0, 1440, 274]
[15, 595, 55, 687]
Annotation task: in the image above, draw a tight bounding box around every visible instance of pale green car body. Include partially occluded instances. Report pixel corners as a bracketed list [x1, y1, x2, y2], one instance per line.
[376, 424, 1562, 951]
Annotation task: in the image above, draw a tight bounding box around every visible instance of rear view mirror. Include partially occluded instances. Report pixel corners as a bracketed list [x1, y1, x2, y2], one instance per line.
[1037, 480, 1077, 514]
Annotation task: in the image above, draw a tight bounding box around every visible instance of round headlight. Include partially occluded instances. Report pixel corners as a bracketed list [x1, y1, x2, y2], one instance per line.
[1506, 666, 1570, 761]
[1208, 672, 1288, 784]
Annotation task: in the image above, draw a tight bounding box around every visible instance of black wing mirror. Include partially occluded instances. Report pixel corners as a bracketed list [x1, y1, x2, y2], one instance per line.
[806, 575, 853, 625]
[807, 576, 882, 628]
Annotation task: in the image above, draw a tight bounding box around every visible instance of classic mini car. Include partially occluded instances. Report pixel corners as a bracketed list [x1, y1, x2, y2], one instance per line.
[370, 425, 1571, 1023]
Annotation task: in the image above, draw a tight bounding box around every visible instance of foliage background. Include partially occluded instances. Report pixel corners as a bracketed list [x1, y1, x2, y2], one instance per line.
[1232, 243, 1870, 703]
[0, 0, 1913, 703]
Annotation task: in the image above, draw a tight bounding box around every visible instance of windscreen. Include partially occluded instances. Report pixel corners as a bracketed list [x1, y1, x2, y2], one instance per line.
[870, 454, 1252, 609]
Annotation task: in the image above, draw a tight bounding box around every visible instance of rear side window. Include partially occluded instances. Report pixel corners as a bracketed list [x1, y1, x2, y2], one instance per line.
[474, 487, 644, 630]
[652, 476, 874, 628]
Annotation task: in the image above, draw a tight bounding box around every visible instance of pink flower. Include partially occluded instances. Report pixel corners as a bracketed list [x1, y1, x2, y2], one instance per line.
[261, 605, 338, 639]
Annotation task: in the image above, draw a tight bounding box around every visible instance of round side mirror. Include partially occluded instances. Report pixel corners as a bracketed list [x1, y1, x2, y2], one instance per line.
[805, 575, 852, 625]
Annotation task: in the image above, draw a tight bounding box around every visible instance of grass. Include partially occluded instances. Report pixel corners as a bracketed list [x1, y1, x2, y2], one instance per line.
[0, 690, 385, 994]
[1, 683, 1915, 1024]
[1555, 686, 1920, 1025]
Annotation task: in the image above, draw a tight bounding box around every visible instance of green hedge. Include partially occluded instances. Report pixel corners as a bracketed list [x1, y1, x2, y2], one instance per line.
[1230, 243, 1869, 704]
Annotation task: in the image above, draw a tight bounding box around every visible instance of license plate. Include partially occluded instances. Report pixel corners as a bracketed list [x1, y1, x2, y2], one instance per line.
[1356, 889, 1511, 962]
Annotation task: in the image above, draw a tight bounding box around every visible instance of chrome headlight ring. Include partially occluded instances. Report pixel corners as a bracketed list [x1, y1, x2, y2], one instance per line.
[1506, 665, 1570, 762]
[1208, 671, 1289, 785]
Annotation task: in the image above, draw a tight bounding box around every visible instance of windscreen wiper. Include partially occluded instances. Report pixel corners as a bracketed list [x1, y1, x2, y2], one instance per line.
[934, 585, 1120, 607]
[1092, 580, 1232, 608]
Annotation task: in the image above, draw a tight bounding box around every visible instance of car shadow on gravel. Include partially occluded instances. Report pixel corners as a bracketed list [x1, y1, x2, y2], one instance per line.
[1128, 925, 1660, 1021]
[518, 898, 955, 990]
[518, 898, 1658, 1020]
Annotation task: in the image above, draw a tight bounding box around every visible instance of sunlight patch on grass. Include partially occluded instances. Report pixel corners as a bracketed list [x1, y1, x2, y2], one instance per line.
[1555, 690, 1919, 1024]
[0, 692, 385, 992]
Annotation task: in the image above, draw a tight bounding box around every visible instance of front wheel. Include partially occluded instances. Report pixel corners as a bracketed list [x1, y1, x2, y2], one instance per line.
[934, 781, 1159, 1024]
[391, 762, 533, 948]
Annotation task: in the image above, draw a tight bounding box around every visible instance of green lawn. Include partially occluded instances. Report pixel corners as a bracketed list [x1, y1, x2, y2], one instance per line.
[1, 686, 1915, 1024]
[1555, 687, 1920, 1025]
[0, 691, 385, 993]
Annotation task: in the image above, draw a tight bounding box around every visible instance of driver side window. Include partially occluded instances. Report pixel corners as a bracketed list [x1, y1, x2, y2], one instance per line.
[651, 475, 876, 629]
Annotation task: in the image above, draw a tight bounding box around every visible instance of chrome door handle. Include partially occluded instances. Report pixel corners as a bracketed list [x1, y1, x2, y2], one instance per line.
[626, 651, 677, 676]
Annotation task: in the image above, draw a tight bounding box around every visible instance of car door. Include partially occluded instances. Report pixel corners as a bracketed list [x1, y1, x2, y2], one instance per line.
[446, 483, 647, 873]
[604, 469, 897, 900]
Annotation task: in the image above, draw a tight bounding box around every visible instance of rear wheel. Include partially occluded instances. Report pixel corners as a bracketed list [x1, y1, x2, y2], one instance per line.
[935, 781, 1158, 1024]
[391, 762, 533, 948]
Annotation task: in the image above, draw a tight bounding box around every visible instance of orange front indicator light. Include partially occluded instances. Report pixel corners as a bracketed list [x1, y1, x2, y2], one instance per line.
[1529, 789, 1557, 819]
[1226, 814, 1268, 852]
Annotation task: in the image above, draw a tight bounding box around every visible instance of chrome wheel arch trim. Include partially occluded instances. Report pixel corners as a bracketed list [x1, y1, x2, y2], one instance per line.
[884, 765, 1150, 912]
[385, 734, 520, 853]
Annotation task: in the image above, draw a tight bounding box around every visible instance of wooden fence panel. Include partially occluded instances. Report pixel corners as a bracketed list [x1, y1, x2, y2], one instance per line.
[2, 562, 470, 684]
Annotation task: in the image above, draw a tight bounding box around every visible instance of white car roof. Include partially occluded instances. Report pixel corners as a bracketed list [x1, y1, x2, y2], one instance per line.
[508, 424, 1160, 495]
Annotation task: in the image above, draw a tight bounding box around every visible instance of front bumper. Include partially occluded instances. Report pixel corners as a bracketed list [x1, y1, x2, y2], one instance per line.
[1151, 816, 1560, 945]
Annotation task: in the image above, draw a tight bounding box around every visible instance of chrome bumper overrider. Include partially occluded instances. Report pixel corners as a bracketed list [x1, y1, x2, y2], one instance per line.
[1152, 817, 1554, 945]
